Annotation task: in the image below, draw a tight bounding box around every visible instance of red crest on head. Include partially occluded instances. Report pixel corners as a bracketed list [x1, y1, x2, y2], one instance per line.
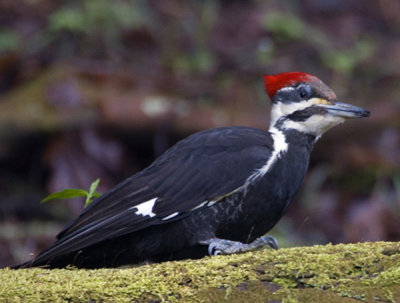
[263, 72, 319, 100]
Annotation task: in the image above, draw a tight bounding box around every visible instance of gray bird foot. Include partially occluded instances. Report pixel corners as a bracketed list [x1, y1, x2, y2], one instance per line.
[199, 235, 278, 256]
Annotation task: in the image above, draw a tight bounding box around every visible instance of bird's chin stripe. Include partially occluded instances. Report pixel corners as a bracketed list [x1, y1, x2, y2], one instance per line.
[281, 115, 345, 136]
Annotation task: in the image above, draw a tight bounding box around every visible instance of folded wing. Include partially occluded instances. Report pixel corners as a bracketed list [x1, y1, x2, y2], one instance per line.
[30, 127, 273, 264]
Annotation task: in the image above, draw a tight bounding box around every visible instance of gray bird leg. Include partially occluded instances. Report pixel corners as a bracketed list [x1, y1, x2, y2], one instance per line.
[199, 235, 278, 256]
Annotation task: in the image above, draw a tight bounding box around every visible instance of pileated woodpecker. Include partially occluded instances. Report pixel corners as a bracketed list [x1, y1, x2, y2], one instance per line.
[16, 72, 370, 268]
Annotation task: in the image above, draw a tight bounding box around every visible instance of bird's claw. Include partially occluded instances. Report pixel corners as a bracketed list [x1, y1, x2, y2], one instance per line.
[255, 235, 278, 250]
[201, 235, 278, 256]
[207, 240, 232, 255]
[208, 243, 222, 256]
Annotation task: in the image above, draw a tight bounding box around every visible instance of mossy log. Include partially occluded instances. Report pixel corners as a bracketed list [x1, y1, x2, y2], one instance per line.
[1, 241, 400, 302]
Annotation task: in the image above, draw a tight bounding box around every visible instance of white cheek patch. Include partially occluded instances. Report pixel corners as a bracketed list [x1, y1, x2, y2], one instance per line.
[270, 97, 344, 137]
[270, 97, 332, 127]
[129, 198, 157, 217]
[270, 100, 314, 127]
[282, 114, 345, 136]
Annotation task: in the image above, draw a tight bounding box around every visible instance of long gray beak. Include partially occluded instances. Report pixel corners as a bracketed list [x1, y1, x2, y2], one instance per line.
[321, 101, 370, 118]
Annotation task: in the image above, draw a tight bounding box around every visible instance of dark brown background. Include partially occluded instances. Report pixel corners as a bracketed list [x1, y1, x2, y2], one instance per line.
[0, 0, 399, 267]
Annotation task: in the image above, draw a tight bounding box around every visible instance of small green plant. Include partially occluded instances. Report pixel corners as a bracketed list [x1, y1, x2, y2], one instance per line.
[42, 179, 102, 207]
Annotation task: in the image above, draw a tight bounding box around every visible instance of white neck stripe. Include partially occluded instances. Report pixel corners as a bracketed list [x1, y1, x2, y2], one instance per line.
[245, 127, 288, 186]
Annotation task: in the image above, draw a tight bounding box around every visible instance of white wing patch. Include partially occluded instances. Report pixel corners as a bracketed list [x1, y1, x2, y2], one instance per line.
[129, 198, 157, 217]
[162, 199, 219, 221]
[161, 212, 179, 221]
[206, 200, 217, 207]
[190, 200, 218, 211]
[190, 201, 208, 211]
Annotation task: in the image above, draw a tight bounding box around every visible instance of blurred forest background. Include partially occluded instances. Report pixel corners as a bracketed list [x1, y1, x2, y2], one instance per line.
[0, 0, 399, 268]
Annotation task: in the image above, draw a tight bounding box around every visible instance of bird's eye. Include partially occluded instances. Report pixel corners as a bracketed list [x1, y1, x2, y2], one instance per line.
[298, 86, 311, 99]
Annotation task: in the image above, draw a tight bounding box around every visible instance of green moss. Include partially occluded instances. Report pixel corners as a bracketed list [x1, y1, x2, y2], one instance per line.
[1, 241, 400, 302]
[372, 264, 400, 286]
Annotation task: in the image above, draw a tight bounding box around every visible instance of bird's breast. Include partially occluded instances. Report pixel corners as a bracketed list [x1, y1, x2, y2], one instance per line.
[212, 140, 312, 242]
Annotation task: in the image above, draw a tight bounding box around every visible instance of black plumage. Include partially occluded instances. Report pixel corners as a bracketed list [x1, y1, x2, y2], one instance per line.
[19, 127, 282, 268]
[17, 127, 315, 268]
[15, 72, 369, 268]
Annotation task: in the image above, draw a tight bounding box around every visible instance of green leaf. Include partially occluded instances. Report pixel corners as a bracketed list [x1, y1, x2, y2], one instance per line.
[84, 179, 101, 207]
[92, 192, 102, 199]
[41, 179, 102, 207]
[88, 179, 100, 197]
[41, 189, 89, 203]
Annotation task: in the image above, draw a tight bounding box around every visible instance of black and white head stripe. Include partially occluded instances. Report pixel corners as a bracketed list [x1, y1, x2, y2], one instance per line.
[267, 77, 350, 137]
